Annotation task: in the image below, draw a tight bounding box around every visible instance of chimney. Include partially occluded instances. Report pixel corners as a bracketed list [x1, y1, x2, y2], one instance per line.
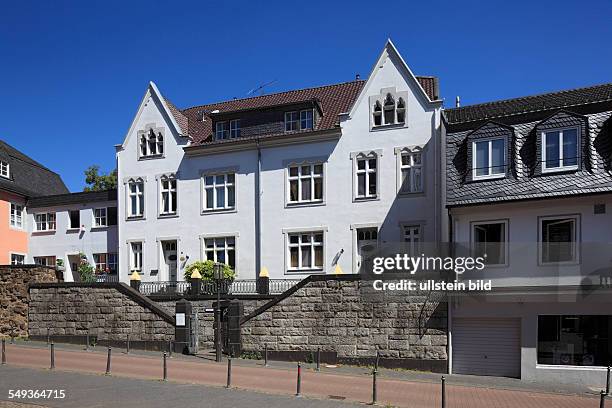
[455, 96, 461, 108]
[355, 73, 361, 80]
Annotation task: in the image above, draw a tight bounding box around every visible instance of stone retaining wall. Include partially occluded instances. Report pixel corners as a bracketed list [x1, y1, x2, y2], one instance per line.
[29, 283, 175, 349]
[241, 276, 448, 371]
[0, 265, 59, 337]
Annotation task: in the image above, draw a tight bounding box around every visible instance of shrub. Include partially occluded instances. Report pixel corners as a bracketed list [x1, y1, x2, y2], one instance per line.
[78, 254, 96, 283]
[183, 260, 235, 281]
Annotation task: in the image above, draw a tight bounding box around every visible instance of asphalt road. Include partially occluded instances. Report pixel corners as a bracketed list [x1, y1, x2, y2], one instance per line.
[0, 365, 355, 408]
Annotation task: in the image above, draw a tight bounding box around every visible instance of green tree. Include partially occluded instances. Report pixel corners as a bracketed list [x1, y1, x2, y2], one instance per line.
[84, 165, 117, 192]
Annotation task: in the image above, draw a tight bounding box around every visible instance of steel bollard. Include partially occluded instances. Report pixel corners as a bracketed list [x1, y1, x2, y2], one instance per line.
[375, 350, 380, 371]
[10, 336, 14, 344]
[264, 344, 268, 367]
[607, 365, 610, 395]
[50, 342, 55, 370]
[126, 334, 130, 354]
[85, 331, 90, 351]
[372, 369, 378, 405]
[167, 341, 172, 358]
[105, 347, 112, 375]
[226, 358, 232, 388]
[163, 352, 168, 381]
[296, 362, 302, 397]
[47, 328, 50, 345]
[601, 390, 606, 408]
[1, 339, 6, 365]
[316, 347, 321, 372]
[441, 376, 446, 408]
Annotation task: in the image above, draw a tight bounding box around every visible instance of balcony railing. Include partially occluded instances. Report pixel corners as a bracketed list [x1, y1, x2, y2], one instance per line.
[95, 274, 120, 283]
[138, 279, 302, 297]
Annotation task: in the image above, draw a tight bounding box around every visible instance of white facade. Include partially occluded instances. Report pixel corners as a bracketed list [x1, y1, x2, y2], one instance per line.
[116, 41, 442, 282]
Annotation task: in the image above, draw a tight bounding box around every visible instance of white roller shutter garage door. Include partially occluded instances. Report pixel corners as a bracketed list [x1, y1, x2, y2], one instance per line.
[452, 318, 521, 378]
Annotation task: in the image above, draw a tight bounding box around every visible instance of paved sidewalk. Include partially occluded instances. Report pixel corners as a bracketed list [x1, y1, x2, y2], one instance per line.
[0, 343, 603, 407]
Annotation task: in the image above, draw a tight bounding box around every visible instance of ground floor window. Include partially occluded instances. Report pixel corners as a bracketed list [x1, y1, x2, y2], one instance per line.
[129, 242, 143, 272]
[203, 237, 236, 269]
[287, 231, 324, 271]
[10, 254, 25, 265]
[34, 256, 56, 267]
[93, 253, 118, 274]
[538, 315, 612, 366]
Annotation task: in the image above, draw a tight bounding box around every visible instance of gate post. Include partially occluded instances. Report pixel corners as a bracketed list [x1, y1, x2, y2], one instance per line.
[174, 299, 192, 354]
[226, 301, 243, 357]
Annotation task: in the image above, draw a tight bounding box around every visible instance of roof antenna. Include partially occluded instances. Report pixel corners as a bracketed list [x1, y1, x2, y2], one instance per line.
[455, 96, 461, 108]
[247, 79, 278, 96]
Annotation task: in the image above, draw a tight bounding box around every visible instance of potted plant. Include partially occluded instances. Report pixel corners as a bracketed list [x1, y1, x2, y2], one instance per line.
[55, 259, 65, 272]
[77, 253, 96, 283]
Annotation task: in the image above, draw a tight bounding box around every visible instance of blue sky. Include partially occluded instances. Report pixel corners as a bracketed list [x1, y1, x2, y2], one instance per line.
[1, 0, 611, 192]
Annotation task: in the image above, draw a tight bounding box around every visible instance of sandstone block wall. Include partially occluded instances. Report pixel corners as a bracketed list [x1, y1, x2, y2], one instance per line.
[0, 265, 58, 337]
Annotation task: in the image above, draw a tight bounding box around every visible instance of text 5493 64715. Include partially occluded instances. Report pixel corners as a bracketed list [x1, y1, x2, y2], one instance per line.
[8, 389, 66, 399]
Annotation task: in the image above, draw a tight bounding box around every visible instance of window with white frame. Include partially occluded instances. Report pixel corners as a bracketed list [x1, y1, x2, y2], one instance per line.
[540, 216, 579, 264]
[69, 210, 80, 229]
[203, 173, 235, 211]
[229, 119, 241, 138]
[129, 242, 143, 271]
[542, 128, 579, 172]
[399, 150, 423, 193]
[402, 225, 421, 255]
[473, 138, 505, 179]
[127, 179, 144, 218]
[10, 254, 24, 265]
[372, 101, 382, 126]
[285, 111, 298, 131]
[287, 232, 324, 271]
[0, 161, 9, 178]
[34, 256, 56, 267]
[160, 177, 177, 215]
[383, 93, 396, 125]
[288, 163, 323, 204]
[203, 237, 236, 269]
[472, 220, 508, 265]
[94, 208, 107, 227]
[35, 212, 56, 231]
[10, 203, 23, 229]
[215, 121, 228, 140]
[355, 155, 378, 200]
[94, 253, 118, 274]
[139, 129, 163, 157]
[396, 97, 406, 123]
[300, 110, 313, 130]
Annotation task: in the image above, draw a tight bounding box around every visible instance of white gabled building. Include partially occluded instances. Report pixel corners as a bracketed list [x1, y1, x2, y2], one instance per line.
[116, 40, 443, 282]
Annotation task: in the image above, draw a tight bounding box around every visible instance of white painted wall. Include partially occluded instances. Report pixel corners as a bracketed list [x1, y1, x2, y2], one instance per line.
[27, 201, 118, 282]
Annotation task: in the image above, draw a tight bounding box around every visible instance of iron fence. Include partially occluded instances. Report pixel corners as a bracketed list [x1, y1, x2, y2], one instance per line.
[95, 274, 120, 283]
[139, 279, 301, 296]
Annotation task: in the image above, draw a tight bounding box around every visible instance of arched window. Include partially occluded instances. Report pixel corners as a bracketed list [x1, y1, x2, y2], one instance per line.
[373, 101, 382, 126]
[147, 130, 158, 155]
[383, 93, 395, 125]
[140, 134, 148, 156]
[157, 133, 164, 155]
[397, 97, 406, 123]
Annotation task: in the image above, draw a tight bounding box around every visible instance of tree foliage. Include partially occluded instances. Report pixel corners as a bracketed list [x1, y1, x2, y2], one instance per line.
[84, 165, 117, 192]
[183, 260, 235, 281]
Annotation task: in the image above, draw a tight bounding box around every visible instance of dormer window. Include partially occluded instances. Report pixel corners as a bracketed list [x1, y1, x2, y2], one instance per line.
[300, 110, 313, 130]
[373, 101, 382, 126]
[139, 128, 163, 158]
[397, 98, 406, 123]
[542, 128, 578, 172]
[285, 111, 298, 131]
[472, 138, 505, 179]
[383, 93, 395, 125]
[229, 119, 241, 138]
[216, 121, 228, 140]
[0, 161, 8, 178]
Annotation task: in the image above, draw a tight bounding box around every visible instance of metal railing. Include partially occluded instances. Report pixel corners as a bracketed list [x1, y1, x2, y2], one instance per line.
[139, 279, 302, 296]
[95, 274, 120, 283]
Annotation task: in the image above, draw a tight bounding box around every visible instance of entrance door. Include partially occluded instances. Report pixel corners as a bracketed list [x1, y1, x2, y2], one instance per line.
[68, 254, 81, 282]
[356, 228, 378, 272]
[162, 241, 178, 281]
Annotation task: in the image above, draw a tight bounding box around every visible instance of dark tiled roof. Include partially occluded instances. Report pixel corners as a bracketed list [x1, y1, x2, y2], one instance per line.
[28, 189, 117, 208]
[0, 140, 69, 198]
[164, 99, 189, 136]
[177, 77, 438, 145]
[446, 110, 612, 206]
[446, 83, 612, 125]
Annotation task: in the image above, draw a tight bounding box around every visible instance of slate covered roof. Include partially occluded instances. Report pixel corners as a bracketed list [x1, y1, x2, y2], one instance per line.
[172, 76, 437, 145]
[28, 189, 117, 208]
[446, 109, 612, 207]
[445, 83, 612, 125]
[0, 140, 69, 198]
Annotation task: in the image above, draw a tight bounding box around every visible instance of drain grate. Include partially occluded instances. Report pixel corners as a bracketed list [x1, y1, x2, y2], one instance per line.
[328, 395, 346, 400]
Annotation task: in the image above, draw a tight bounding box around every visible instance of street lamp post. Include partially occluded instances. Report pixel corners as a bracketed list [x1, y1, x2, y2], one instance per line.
[213, 262, 223, 363]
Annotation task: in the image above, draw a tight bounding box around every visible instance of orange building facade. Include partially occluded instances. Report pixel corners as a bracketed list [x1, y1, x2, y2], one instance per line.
[0, 190, 28, 265]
